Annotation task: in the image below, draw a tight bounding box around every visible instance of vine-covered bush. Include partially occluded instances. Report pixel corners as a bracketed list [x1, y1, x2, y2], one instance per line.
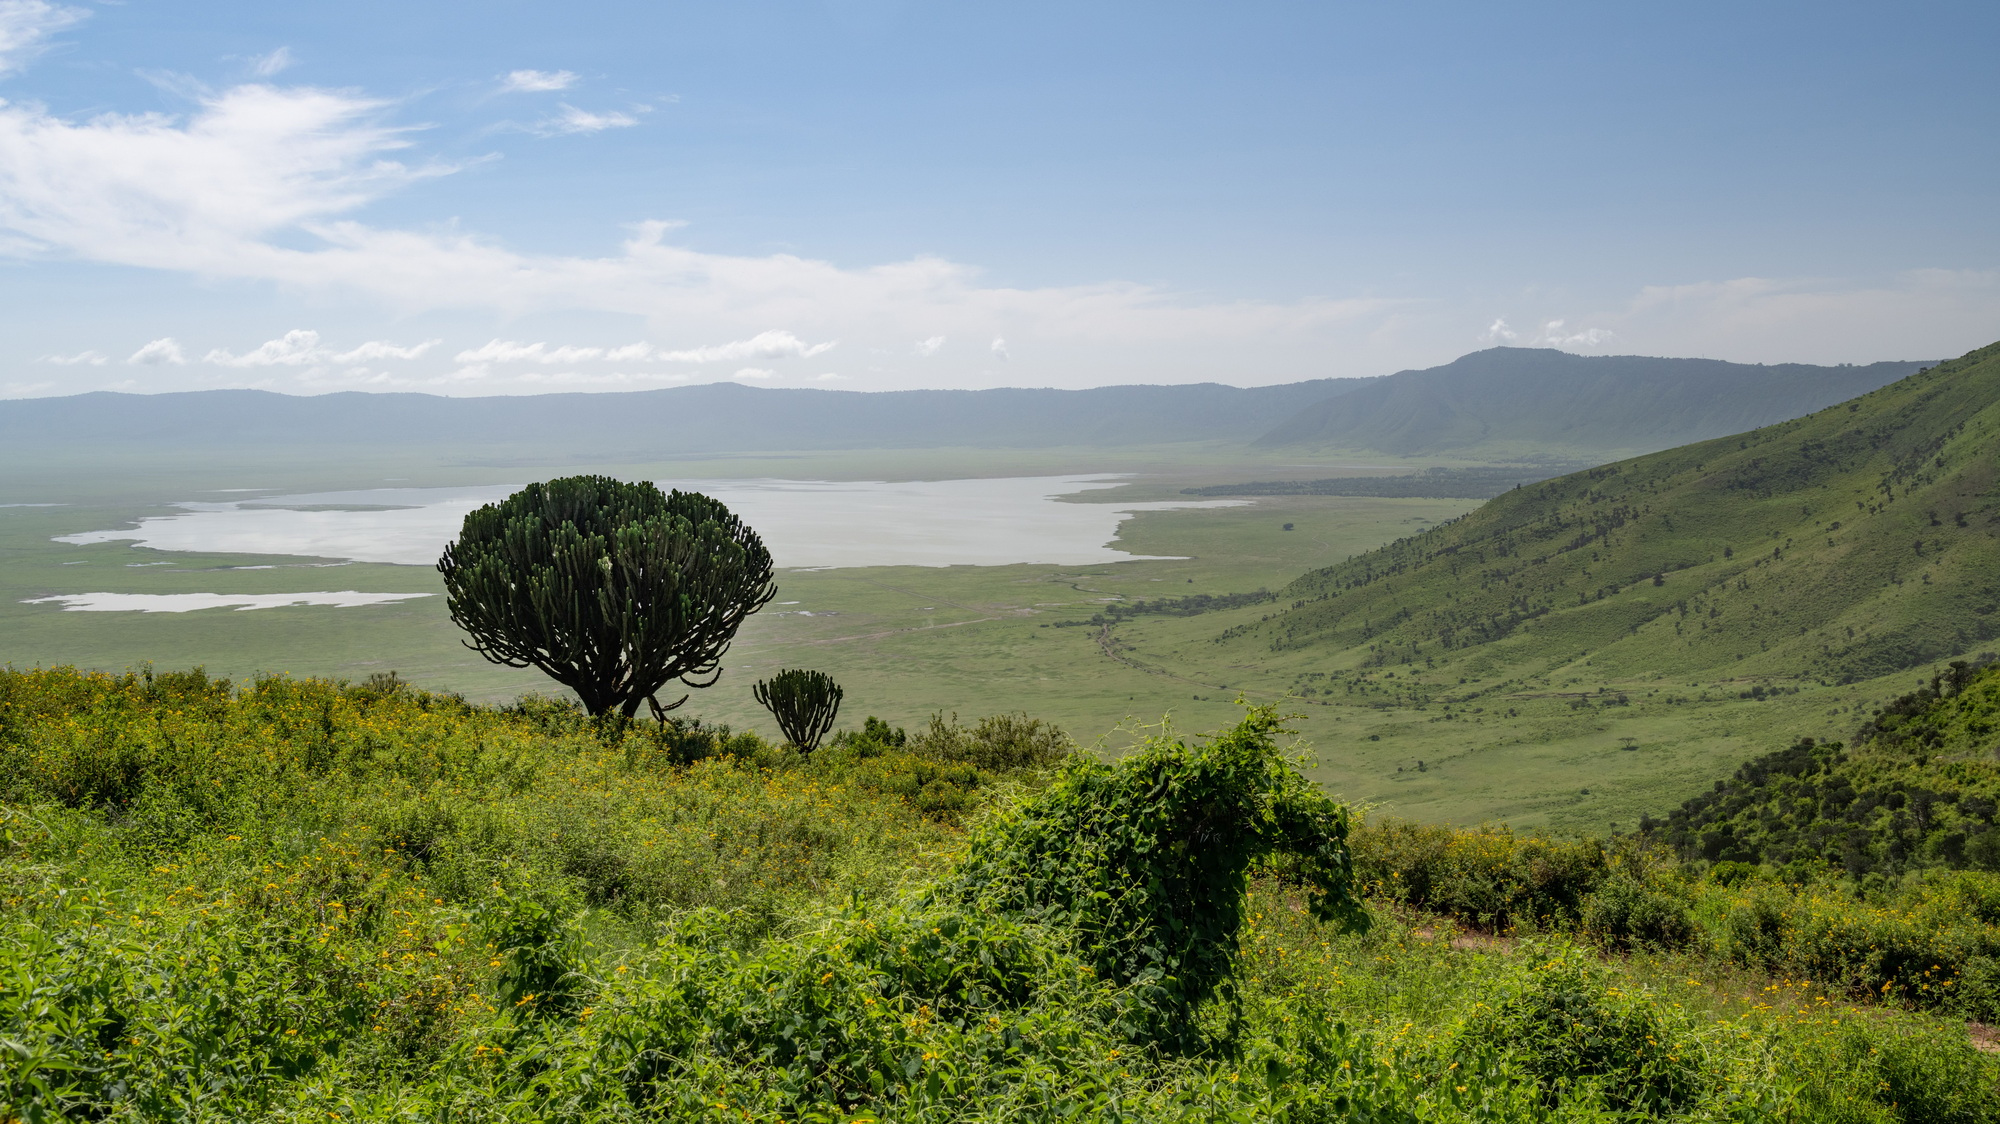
[936, 706, 1369, 1049]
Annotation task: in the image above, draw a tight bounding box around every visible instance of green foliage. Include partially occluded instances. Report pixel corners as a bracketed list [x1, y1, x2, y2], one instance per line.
[1351, 818, 1616, 931]
[437, 475, 776, 718]
[1642, 660, 2000, 875]
[1459, 949, 1709, 1116]
[754, 668, 844, 755]
[4, 666, 1998, 1121]
[936, 706, 1369, 1049]
[1351, 814, 2000, 1023]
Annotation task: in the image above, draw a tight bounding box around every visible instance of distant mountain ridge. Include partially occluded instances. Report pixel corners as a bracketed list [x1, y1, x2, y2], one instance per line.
[0, 347, 1928, 458]
[1256, 348, 1928, 454]
[1227, 341, 2000, 685]
[0, 380, 1363, 456]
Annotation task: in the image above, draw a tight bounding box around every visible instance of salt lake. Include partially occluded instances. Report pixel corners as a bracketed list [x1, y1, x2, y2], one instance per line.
[54, 476, 1246, 570]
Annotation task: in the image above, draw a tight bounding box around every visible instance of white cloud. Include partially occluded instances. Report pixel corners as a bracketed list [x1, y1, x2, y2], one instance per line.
[45, 348, 104, 365]
[501, 69, 576, 93]
[453, 340, 605, 364]
[655, 330, 836, 364]
[0, 83, 444, 270]
[458, 332, 837, 366]
[0, 82, 1420, 387]
[204, 329, 439, 366]
[249, 47, 293, 78]
[541, 104, 638, 135]
[815, 372, 846, 381]
[0, 1, 86, 78]
[454, 340, 547, 364]
[128, 337, 185, 365]
[1601, 269, 1999, 364]
[332, 338, 439, 362]
[1481, 317, 1518, 343]
[915, 335, 945, 356]
[1534, 319, 1614, 349]
[732, 368, 774, 380]
[205, 327, 323, 366]
[990, 337, 1009, 360]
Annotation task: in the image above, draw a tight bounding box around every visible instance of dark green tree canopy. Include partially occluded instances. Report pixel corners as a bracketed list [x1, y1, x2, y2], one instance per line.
[437, 476, 776, 718]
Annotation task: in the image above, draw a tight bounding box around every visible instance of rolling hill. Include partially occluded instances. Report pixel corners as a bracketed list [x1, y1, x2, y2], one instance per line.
[1256, 348, 1927, 454]
[1226, 340, 2000, 687]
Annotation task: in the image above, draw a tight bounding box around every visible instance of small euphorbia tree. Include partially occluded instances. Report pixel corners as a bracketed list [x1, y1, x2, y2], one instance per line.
[437, 476, 775, 719]
[753, 669, 843, 756]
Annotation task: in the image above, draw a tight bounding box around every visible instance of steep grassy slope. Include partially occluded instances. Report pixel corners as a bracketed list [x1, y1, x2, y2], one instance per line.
[1258, 347, 1927, 454]
[1234, 341, 2000, 687]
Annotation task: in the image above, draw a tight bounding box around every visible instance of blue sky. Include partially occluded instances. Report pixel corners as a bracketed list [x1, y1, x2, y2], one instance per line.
[0, 0, 1994, 396]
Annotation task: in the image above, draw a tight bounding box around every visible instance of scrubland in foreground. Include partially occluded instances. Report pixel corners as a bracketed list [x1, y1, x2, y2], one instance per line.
[1, 667, 1995, 1121]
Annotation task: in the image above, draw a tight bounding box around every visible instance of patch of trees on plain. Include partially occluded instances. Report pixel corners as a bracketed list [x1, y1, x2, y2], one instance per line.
[1182, 465, 1583, 499]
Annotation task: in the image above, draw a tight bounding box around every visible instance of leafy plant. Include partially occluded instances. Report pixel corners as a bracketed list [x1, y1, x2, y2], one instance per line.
[436, 476, 775, 718]
[937, 705, 1369, 1049]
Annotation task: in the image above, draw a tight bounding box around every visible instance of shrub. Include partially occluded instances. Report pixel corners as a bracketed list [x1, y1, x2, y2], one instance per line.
[1580, 876, 1697, 950]
[1460, 948, 1709, 1116]
[1350, 819, 1611, 931]
[936, 705, 1368, 1049]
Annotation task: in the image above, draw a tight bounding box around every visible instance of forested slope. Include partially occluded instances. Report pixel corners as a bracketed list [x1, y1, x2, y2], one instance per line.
[1231, 341, 2000, 685]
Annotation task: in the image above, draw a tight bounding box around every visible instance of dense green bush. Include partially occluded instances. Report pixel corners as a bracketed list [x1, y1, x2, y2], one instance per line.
[1460, 949, 1710, 1116]
[1349, 818, 1615, 930]
[1642, 662, 2000, 876]
[937, 706, 1368, 1050]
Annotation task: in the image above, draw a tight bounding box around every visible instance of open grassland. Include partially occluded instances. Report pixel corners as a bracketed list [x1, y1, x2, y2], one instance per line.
[0, 668, 1992, 1122]
[2, 435, 1975, 831]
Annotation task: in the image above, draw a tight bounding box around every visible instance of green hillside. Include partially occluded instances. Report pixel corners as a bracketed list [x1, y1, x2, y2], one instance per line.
[1642, 658, 2000, 875]
[1233, 340, 2000, 688]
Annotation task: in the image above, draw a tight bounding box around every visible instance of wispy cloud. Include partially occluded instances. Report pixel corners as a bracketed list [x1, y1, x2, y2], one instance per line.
[0, 84, 446, 270]
[990, 337, 1009, 361]
[915, 335, 945, 356]
[249, 46, 293, 78]
[654, 330, 836, 364]
[539, 104, 639, 135]
[454, 340, 603, 364]
[128, 338, 186, 365]
[203, 329, 441, 366]
[0, 0, 87, 78]
[454, 331, 835, 365]
[45, 348, 105, 365]
[1480, 317, 1518, 343]
[1535, 319, 1614, 348]
[331, 338, 440, 362]
[0, 75, 1500, 387]
[501, 69, 576, 93]
[731, 368, 774, 380]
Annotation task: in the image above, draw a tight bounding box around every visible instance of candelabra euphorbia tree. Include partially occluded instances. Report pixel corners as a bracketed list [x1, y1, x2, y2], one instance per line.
[754, 668, 844, 756]
[438, 476, 775, 719]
